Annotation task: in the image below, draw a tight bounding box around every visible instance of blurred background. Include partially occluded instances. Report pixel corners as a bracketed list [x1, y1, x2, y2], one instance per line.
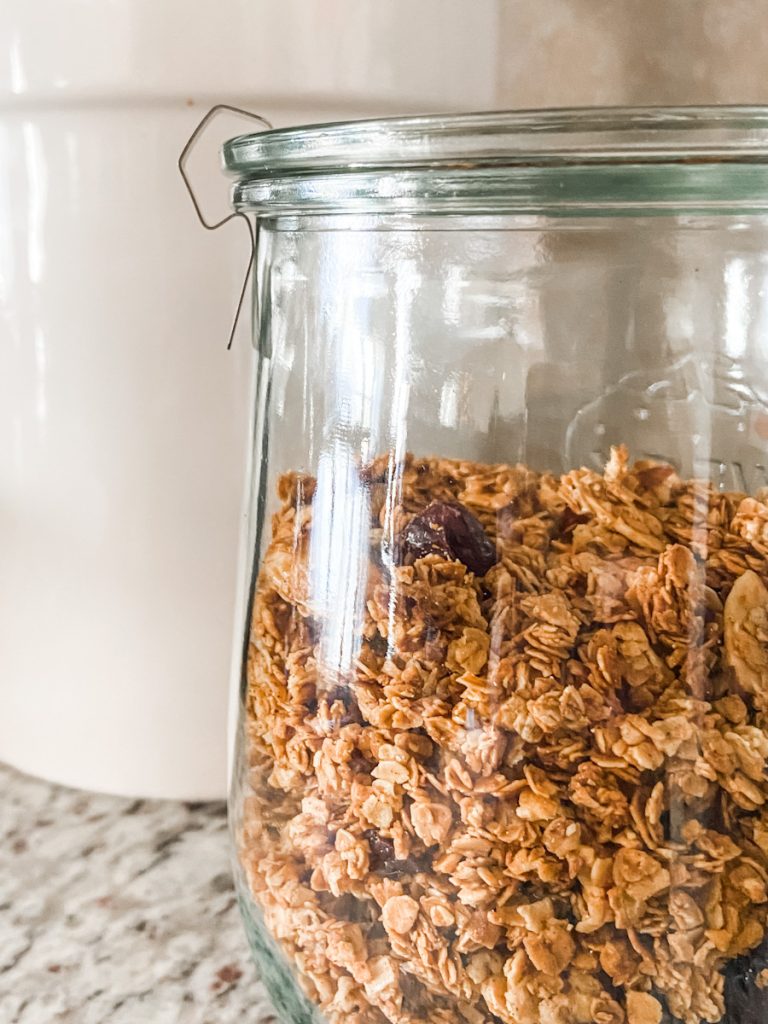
[2, 0, 766, 804]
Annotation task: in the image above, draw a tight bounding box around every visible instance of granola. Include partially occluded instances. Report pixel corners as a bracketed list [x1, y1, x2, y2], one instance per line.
[240, 446, 768, 1024]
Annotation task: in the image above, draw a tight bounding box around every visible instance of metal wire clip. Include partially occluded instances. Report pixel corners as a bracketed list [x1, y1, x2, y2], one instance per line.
[178, 104, 272, 349]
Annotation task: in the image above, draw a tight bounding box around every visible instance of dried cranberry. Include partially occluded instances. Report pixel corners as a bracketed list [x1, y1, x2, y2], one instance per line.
[378, 857, 421, 880]
[399, 501, 496, 576]
[363, 829, 420, 878]
[724, 934, 768, 1024]
[367, 632, 389, 658]
[560, 507, 590, 536]
[363, 829, 396, 867]
[348, 749, 374, 775]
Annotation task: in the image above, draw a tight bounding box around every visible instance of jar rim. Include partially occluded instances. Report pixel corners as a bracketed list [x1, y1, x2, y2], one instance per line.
[224, 106, 768, 175]
[223, 106, 768, 214]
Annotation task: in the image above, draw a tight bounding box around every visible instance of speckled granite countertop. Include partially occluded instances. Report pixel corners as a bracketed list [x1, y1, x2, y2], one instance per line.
[0, 762, 275, 1024]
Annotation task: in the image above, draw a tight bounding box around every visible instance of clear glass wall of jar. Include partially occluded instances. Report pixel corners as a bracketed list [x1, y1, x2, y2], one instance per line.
[225, 109, 768, 1024]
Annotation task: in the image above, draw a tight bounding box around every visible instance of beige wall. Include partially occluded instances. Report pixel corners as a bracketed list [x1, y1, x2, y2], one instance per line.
[496, 0, 768, 108]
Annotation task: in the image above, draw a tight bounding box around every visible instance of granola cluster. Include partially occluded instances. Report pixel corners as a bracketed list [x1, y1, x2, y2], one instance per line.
[240, 447, 768, 1024]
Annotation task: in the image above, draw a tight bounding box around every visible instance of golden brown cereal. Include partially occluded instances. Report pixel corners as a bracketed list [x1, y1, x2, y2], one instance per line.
[239, 447, 768, 1024]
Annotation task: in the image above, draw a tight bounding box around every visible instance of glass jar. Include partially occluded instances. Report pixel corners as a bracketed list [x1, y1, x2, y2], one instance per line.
[224, 108, 768, 1024]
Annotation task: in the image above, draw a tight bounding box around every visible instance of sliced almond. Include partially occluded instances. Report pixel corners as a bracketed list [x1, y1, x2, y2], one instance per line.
[724, 570, 768, 705]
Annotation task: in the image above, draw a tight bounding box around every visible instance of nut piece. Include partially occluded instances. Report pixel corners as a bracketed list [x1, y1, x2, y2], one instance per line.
[613, 848, 670, 903]
[627, 991, 663, 1024]
[724, 570, 768, 704]
[410, 801, 453, 846]
[446, 627, 490, 674]
[381, 894, 419, 934]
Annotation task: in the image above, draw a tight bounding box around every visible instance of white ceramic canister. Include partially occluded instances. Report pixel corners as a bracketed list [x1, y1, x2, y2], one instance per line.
[0, 0, 500, 798]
